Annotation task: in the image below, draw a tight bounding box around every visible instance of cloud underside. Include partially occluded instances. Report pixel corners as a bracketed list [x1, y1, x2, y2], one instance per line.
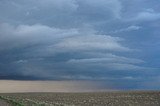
[0, 23, 151, 80]
[0, 0, 160, 82]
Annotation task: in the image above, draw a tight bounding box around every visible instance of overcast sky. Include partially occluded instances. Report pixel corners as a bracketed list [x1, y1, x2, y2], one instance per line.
[0, 0, 160, 90]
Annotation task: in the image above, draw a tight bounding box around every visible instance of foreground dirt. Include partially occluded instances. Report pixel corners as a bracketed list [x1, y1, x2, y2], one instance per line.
[0, 91, 160, 106]
[0, 100, 11, 106]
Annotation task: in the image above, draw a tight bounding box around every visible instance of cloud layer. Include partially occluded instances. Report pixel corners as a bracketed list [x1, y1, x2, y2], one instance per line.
[0, 0, 160, 89]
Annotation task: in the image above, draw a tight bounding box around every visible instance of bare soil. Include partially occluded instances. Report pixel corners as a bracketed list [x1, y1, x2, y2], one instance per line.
[0, 100, 12, 106]
[0, 91, 160, 106]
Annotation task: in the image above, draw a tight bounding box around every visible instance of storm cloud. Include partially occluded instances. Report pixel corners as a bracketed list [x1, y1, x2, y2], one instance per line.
[0, 0, 160, 89]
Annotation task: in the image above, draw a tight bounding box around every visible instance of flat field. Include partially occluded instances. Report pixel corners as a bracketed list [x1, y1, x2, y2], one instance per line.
[0, 99, 12, 106]
[0, 91, 160, 106]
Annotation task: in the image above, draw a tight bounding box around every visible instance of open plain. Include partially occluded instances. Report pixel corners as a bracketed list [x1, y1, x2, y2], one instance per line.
[0, 91, 160, 106]
[0, 99, 11, 106]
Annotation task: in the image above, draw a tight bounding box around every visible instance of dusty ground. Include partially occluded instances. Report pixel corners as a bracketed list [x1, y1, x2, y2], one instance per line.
[0, 99, 11, 106]
[0, 91, 160, 106]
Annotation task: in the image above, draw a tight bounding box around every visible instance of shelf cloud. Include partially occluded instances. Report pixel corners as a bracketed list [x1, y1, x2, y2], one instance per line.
[0, 0, 160, 90]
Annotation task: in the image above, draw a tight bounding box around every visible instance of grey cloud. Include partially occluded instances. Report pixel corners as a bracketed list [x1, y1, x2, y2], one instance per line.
[104, 63, 148, 71]
[0, 0, 159, 85]
[67, 55, 144, 64]
[0, 0, 78, 27]
[0, 22, 153, 80]
[77, 0, 122, 19]
[0, 23, 130, 55]
[110, 25, 141, 34]
[67, 59, 147, 71]
[15, 60, 28, 64]
[0, 23, 78, 51]
[0, 0, 123, 27]
[0, 22, 135, 80]
[54, 34, 130, 52]
[128, 9, 160, 22]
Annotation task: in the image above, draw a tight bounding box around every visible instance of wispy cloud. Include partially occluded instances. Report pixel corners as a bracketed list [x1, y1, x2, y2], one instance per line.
[109, 25, 141, 34]
[54, 34, 131, 52]
[67, 54, 144, 64]
[129, 9, 160, 21]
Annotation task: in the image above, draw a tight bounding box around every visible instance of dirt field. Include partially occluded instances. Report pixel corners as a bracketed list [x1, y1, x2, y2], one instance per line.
[0, 99, 11, 106]
[0, 91, 160, 106]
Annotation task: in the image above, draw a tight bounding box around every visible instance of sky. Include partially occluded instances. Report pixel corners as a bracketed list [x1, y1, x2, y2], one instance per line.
[0, 0, 160, 90]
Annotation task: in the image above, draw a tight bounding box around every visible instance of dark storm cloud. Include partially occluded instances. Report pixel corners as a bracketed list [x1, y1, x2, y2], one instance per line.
[0, 0, 160, 89]
[0, 23, 137, 79]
